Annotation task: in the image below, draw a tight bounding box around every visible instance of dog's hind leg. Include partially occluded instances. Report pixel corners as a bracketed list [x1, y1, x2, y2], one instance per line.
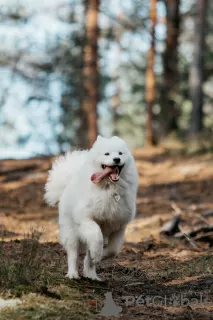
[83, 250, 101, 281]
[103, 227, 126, 260]
[79, 220, 103, 281]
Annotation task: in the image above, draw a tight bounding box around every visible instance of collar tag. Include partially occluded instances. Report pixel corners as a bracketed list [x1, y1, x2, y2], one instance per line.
[114, 193, 120, 202]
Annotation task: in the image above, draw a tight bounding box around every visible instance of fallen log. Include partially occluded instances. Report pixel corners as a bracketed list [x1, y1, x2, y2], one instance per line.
[0, 163, 40, 175]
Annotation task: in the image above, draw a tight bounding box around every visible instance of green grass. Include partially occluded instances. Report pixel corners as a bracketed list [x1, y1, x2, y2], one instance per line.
[0, 290, 96, 320]
[0, 232, 98, 319]
[156, 254, 213, 282]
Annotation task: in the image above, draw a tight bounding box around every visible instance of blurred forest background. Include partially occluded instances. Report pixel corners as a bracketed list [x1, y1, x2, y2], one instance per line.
[2, 2, 213, 318]
[0, 0, 212, 158]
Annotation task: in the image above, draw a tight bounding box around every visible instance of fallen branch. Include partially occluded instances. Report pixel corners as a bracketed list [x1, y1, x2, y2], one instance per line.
[175, 225, 213, 239]
[194, 232, 213, 243]
[170, 201, 183, 215]
[171, 201, 210, 224]
[124, 282, 144, 287]
[197, 214, 210, 226]
[160, 215, 180, 236]
[164, 201, 213, 252]
[202, 209, 213, 217]
[178, 224, 213, 252]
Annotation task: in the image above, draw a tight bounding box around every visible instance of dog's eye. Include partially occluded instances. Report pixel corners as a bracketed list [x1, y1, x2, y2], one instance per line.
[119, 152, 123, 155]
[105, 152, 110, 156]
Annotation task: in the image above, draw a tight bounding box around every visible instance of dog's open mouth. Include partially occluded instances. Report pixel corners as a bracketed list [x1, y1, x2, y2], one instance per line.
[91, 165, 124, 184]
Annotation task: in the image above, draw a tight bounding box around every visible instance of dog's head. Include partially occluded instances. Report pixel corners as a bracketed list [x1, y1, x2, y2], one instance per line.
[90, 135, 132, 184]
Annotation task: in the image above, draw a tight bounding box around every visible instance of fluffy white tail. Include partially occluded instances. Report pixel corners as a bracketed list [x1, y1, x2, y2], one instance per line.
[44, 150, 88, 206]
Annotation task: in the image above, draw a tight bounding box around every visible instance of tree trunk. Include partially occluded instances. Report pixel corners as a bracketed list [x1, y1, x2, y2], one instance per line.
[145, 0, 157, 146]
[82, 0, 99, 148]
[112, 12, 124, 137]
[112, 83, 120, 136]
[160, 0, 180, 136]
[189, 0, 208, 134]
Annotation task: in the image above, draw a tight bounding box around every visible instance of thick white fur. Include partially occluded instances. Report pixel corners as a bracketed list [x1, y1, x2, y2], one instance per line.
[45, 136, 138, 280]
[44, 151, 88, 206]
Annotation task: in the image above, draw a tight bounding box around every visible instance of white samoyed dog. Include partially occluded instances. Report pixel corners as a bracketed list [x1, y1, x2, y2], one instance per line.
[44, 136, 138, 281]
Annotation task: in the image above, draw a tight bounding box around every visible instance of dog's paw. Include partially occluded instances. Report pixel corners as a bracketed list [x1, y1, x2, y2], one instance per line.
[83, 266, 102, 281]
[84, 274, 102, 281]
[89, 275, 102, 282]
[65, 271, 80, 280]
[83, 272, 102, 281]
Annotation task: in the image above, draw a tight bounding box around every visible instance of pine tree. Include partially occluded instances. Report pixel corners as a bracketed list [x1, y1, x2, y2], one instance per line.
[145, 0, 157, 146]
[160, 0, 180, 136]
[82, 0, 100, 147]
[189, 0, 208, 134]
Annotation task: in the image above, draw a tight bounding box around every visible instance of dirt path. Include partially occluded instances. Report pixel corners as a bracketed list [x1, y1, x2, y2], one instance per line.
[1, 149, 213, 319]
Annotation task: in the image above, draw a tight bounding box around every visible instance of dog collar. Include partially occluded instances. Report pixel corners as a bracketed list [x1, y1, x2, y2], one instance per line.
[113, 193, 120, 202]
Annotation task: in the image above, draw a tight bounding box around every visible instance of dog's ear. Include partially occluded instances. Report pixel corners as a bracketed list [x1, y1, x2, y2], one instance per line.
[112, 136, 122, 142]
[97, 135, 103, 141]
[112, 136, 128, 147]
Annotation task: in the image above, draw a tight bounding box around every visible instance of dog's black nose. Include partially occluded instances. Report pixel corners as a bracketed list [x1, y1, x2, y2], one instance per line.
[113, 157, 121, 164]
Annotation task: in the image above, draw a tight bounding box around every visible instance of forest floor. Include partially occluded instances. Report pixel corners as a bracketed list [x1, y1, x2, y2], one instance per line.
[1, 148, 213, 319]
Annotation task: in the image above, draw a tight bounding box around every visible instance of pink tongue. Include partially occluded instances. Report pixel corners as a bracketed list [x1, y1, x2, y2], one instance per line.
[91, 167, 113, 184]
[111, 172, 119, 181]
